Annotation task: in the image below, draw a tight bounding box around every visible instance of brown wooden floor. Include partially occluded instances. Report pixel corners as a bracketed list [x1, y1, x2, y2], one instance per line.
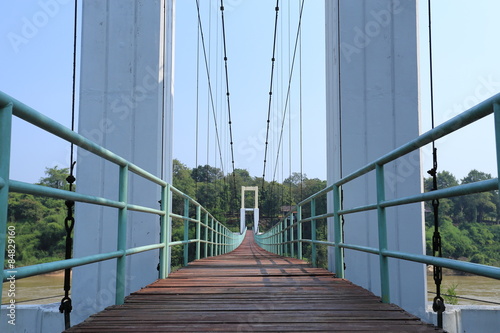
[66, 231, 442, 332]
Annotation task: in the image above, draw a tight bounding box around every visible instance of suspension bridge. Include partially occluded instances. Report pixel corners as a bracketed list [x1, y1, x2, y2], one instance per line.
[64, 232, 440, 332]
[2, 1, 500, 332]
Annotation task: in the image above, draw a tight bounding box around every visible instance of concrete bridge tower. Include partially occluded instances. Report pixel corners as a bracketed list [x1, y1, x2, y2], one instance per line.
[72, 0, 175, 324]
[325, 0, 426, 319]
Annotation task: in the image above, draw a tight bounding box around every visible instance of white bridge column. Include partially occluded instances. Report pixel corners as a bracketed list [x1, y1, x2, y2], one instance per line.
[254, 208, 259, 234]
[240, 186, 259, 234]
[326, 0, 426, 319]
[240, 208, 245, 234]
[72, 0, 174, 325]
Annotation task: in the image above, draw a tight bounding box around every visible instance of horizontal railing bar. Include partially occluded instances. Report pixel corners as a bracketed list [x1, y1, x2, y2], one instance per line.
[303, 239, 338, 247]
[126, 204, 165, 215]
[198, 240, 232, 246]
[169, 213, 194, 221]
[381, 179, 498, 208]
[10, 180, 167, 216]
[0, 92, 169, 188]
[340, 243, 380, 255]
[339, 204, 378, 215]
[168, 239, 198, 247]
[127, 164, 167, 187]
[300, 212, 334, 223]
[335, 93, 500, 187]
[3, 243, 167, 282]
[3, 251, 123, 281]
[9, 180, 125, 209]
[383, 250, 500, 280]
[125, 243, 164, 256]
[0, 92, 124, 167]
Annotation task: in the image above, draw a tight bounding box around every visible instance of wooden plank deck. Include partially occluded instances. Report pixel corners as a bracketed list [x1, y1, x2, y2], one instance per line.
[66, 231, 442, 332]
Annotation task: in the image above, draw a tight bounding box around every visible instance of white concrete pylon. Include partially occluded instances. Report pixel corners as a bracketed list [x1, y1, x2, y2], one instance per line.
[240, 186, 259, 233]
[72, 0, 174, 325]
[325, 0, 426, 320]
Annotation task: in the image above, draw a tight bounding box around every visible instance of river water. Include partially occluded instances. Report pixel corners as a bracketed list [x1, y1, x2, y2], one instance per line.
[426, 274, 500, 306]
[2, 273, 65, 305]
[3, 273, 499, 306]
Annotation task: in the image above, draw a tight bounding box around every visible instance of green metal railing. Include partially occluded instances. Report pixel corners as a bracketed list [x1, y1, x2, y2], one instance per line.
[0, 91, 245, 305]
[256, 93, 500, 304]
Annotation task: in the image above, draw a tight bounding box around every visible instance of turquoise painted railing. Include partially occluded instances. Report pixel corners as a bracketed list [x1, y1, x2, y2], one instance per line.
[0, 91, 245, 305]
[256, 93, 500, 303]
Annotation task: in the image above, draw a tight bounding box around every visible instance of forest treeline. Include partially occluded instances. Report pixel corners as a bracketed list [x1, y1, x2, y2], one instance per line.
[4, 163, 500, 268]
[424, 170, 500, 266]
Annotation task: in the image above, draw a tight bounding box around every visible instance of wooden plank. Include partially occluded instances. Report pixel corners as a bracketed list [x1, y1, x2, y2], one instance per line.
[65, 231, 443, 332]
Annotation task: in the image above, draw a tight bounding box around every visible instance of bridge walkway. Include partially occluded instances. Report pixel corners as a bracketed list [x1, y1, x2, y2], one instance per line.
[66, 231, 442, 332]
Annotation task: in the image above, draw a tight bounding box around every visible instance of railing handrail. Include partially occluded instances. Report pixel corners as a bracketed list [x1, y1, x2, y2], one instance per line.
[256, 93, 500, 304]
[0, 91, 245, 307]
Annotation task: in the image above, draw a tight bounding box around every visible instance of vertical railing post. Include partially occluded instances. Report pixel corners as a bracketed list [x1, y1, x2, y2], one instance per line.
[278, 221, 285, 256]
[494, 103, 500, 193]
[274, 223, 280, 254]
[284, 217, 289, 256]
[275, 225, 278, 254]
[290, 213, 295, 258]
[204, 212, 209, 258]
[210, 218, 214, 257]
[159, 183, 171, 278]
[0, 103, 13, 299]
[274, 225, 278, 254]
[297, 205, 303, 260]
[215, 222, 219, 256]
[223, 227, 227, 254]
[333, 185, 344, 278]
[195, 205, 201, 260]
[183, 198, 189, 266]
[311, 198, 317, 267]
[116, 164, 128, 305]
[376, 164, 390, 303]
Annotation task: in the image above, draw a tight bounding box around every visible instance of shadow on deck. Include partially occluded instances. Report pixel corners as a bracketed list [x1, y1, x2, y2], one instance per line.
[66, 231, 442, 332]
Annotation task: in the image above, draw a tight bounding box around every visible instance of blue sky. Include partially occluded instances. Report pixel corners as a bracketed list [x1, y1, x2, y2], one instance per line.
[1, 0, 499, 185]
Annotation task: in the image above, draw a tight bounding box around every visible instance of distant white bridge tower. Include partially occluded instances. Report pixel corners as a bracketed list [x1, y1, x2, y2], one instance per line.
[240, 186, 259, 234]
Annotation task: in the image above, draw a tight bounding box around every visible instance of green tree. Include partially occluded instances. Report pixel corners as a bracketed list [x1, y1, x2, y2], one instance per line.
[173, 159, 195, 197]
[38, 166, 71, 190]
[191, 164, 224, 183]
[5, 167, 70, 267]
[424, 171, 458, 228]
[456, 170, 496, 224]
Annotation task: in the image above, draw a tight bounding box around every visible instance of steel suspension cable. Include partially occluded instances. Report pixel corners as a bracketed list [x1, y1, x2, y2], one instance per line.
[220, 0, 237, 196]
[271, 0, 305, 183]
[195, 12, 200, 194]
[426, 0, 445, 329]
[60, 0, 78, 329]
[195, 0, 226, 174]
[288, 2, 293, 207]
[298, 0, 303, 201]
[262, 1, 280, 187]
